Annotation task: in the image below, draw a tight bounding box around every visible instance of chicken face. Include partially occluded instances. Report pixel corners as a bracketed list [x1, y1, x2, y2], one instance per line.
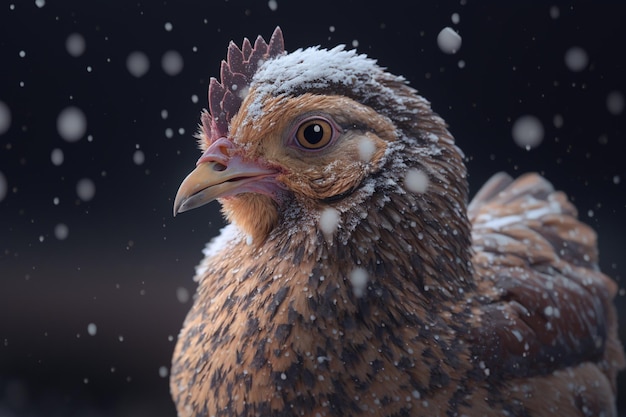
[174, 88, 396, 243]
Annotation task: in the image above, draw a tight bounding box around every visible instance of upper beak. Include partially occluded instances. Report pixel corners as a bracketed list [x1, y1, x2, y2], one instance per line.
[173, 137, 279, 216]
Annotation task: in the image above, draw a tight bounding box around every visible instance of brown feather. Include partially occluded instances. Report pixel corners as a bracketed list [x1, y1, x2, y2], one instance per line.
[171, 30, 624, 417]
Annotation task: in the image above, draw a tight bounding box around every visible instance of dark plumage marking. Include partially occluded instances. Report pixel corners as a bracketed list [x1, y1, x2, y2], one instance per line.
[243, 316, 259, 338]
[267, 286, 289, 319]
[251, 337, 267, 369]
[370, 358, 384, 374]
[274, 323, 292, 344]
[428, 363, 451, 389]
[292, 244, 305, 265]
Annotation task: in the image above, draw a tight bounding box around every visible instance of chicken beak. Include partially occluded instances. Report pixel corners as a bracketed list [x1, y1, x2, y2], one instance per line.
[173, 138, 279, 216]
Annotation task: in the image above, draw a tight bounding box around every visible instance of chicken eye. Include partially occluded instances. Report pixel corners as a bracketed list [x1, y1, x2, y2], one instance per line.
[295, 119, 334, 150]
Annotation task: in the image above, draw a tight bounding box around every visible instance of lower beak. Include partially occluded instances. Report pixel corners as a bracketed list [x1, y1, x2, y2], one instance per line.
[173, 157, 278, 216]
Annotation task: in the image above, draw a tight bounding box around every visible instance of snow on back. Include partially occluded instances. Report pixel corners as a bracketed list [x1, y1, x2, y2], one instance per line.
[512, 115, 544, 150]
[404, 168, 429, 193]
[357, 136, 376, 162]
[319, 207, 341, 236]
[349, 267, 369, 298]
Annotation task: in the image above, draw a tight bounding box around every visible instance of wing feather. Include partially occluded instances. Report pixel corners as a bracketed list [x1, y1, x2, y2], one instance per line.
[467, 173, 624, 391]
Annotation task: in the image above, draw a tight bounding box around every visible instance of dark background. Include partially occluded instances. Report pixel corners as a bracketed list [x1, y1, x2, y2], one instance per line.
[1, 1, 625, 416]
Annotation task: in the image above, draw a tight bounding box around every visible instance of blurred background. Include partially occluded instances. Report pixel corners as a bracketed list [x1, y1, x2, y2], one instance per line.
[1, 1, 625, 415]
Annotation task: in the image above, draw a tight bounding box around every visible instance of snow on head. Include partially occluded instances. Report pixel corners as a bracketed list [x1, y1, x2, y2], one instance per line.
[564, 47, 588, 72]
[404, 168, 429, 194]
[127, 51, 150, 77]
[57, 106, 87, 142]
[0, 171, 7, 202]
[252, 45, 381, 97]
[76, 178, 96, 201]
[357, 136, 376, 162]
[437, 27, 462, 54]
[607, 90, 624, 115]
[66, 33, 86, 57]
[512, 115, 544, 150]
[319, 207, 341, 236]
[0, 100, 11, 135]
[245, 44, 413, 130]
[162, 50, 184, 76]
[349, 267, 369, 298]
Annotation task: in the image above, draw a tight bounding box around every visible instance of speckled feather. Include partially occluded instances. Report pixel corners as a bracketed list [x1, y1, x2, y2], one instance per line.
[171, 29, 624, 417]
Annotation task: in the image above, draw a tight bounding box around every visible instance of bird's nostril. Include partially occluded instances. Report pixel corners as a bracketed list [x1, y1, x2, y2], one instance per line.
[213, 163, 227, 172]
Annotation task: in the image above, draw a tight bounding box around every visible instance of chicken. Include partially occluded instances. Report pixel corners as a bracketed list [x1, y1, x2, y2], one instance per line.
[171, 28, 624, 417]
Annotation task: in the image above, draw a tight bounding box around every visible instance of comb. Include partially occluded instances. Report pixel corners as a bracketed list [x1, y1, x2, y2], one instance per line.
[199, 27, 285, 145]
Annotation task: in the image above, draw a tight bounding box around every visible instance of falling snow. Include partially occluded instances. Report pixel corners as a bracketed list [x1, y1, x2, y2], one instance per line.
[437, 27, 462, 54]
[512, 115, 544, 150]
[162, 50, 184, 76]
[158, 366, 169, 378]
[268, 0, 277, 11]
[404, 169, 429, 193]
[176, 287, 190, 303]
[133, 150, 145, 165]
[606, 91, 624, 115]
[126, 51, 150, 78]
[0, 171, 7, 202]
[87, 323, 97, 336]
[35, 0, 45, 7]
[357, 136, 376, 162]
[451, 13, 460, 24]
[0, 100, 12, 135]
[51, 148, 64, 166]
[319, 207, 341, 236]
[349, 267, 369, 298]
[76, 178, 96, 202]
[54, 223, 69, 240]
[564, 47, 588, 72]
[66, 33, 86, 57]
[549, 6, 560, 19]
[57, 106, 87, 142]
